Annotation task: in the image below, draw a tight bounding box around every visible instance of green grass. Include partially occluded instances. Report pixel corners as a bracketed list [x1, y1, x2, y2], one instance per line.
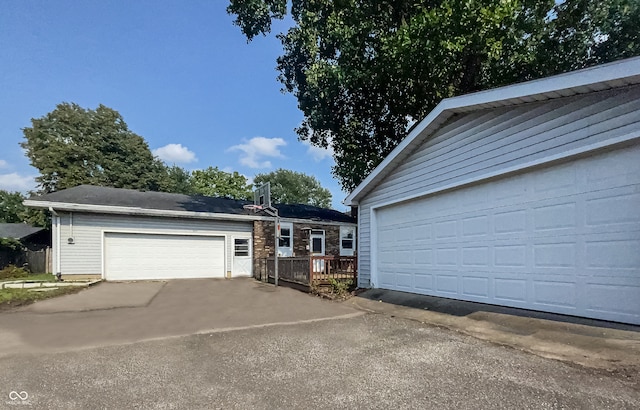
[0, 273, 58, 283]
[0, 286, 83, 309]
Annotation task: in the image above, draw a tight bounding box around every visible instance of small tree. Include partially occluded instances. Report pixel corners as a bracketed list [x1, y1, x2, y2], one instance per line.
[253, 169, 332, 208]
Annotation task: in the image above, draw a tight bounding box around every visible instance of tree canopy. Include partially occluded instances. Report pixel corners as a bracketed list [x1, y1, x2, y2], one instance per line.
[0, 190, 48, 227]
[162, 165, 195, 195]
[21, 103, 168, 194]
[254, 169, 332, 208]
[228, 0, 640, 190]
[191, 167, 253, 200]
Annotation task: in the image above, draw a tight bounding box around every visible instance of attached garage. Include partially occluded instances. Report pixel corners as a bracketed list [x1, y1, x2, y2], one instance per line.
[104, 233, 226, 281]
[347, 57, 640, 325]
[23, 186, 255, 280]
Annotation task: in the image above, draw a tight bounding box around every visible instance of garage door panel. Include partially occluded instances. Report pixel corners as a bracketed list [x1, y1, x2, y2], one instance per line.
[532, 280, 577, 308]
[586, 284, 640, 315]
[375, 146, 640, 324]
[105, 233, 225, 280]
[494, 278, 527, 302]
[462, 276, 490, 298]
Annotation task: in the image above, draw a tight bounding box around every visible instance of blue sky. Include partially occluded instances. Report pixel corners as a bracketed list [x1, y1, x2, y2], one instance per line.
[0, 1, 346, 208]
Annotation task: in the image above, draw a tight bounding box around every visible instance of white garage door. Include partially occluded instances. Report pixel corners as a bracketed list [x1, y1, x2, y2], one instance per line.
[376, 146, 640, 324]
[104, 233, 225, 280]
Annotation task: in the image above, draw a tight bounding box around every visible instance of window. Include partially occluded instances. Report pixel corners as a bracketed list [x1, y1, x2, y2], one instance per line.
[278, 222, 293, 257]
[340, 226, 356, 256]
[312, 237, 323, 253]
[310, 230, 325, 255]
[234, 238, 250, 257]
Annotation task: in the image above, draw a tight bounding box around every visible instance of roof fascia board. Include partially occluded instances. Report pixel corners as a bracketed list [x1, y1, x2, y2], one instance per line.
[344, 57, 640, 205]
[23, 200, 356, 226]
[23, 200, 261, 222]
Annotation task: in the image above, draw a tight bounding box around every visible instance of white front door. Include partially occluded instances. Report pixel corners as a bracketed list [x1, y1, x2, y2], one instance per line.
[310, 230, 325, 273]
[232, 237, 252, 277]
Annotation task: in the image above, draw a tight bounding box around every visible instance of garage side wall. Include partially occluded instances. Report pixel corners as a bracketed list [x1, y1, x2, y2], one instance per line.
[358, 85, 640, 287]
[57, 212, 252, 276]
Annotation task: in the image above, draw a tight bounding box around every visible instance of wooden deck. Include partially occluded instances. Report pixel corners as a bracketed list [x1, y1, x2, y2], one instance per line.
[255, 256, 357, 287]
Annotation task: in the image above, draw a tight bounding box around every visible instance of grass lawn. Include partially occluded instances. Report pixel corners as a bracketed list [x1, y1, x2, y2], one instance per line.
[0, 273, 58, 283]
[0, 283, 84, 311]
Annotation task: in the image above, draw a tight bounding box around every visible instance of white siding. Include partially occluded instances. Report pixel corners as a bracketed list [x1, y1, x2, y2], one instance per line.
[358, 85, 640, 287]
[57, 213, 252, 276]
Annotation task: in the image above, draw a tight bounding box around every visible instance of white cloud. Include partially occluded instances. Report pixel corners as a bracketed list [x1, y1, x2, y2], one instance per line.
[0, 159, 8, 169]
[0, 172, 37, 192]
[304, 138, 334, 162]
[228, 137, 286, 169]
[152, 143, 197, 164]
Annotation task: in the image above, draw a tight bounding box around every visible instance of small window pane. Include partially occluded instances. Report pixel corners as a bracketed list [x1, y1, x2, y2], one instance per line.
[312, 237, 323, 252]
[234, 239, 249, 256]
[281, 228, 291, 237]
[341, 239, 353, 249]
[279, 238, 291, 247]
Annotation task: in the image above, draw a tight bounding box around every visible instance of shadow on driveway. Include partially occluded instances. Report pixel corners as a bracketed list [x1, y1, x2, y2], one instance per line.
[359, 288, 640, 332]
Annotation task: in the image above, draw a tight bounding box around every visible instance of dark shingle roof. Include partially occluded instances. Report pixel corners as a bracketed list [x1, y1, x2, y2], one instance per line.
[27, 185, 355, 223]
[0, 223, 45, 240]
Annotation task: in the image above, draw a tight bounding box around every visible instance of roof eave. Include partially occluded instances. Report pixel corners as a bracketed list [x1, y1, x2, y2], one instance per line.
[24, 200, 262, 222]
[24, 200, 358, 226]
[344, 57, 640, 205]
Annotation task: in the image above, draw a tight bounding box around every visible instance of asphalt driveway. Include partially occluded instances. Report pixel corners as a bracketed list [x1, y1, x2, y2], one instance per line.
[0, 278, 359, 357]
[0, 279, 638, 409]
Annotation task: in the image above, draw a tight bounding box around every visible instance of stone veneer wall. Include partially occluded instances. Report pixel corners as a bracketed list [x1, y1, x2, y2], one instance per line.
[253, 220, 342, 259]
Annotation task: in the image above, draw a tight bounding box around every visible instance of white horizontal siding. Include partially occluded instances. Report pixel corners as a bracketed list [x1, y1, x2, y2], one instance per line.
[358, 85, 640, 287]
[58, 213, 252, 275]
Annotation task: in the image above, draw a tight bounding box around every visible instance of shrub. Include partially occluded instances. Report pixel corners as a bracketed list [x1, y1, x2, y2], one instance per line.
[0, 265, 30, 280]
[328, 278, 354, 298]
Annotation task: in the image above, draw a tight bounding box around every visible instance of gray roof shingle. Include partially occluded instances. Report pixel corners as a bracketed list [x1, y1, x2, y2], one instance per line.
[27, 185, 355, 223]
[0, 223, 45, 240]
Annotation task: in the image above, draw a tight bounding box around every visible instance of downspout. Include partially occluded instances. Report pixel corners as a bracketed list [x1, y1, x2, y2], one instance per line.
[49, 207, 61, 280]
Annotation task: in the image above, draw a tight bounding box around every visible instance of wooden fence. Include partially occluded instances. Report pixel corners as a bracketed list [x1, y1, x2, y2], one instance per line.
[0, 247, 51, 273]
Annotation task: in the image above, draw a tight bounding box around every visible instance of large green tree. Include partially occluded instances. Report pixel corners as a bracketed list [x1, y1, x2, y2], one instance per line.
[191, 167, 253, 200]
[21, 103, 168, 194]
[0, 190, 48, 227]
[253, 169, 332, 208]
[228, 0, 640, 190]
[0, 190, 26, 224]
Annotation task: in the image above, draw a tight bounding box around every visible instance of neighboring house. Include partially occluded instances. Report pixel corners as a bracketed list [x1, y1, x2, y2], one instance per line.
[24, 185, 356, 282]
[345, 57, 640, 325]
[0, 223, 50, 251]
[0, 223, 51, 271]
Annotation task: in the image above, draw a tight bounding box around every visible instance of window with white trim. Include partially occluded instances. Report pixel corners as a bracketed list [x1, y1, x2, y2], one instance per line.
[278, 222, 293, 257]
[234, 238, 250, 257]
[340, 226, 356, 256]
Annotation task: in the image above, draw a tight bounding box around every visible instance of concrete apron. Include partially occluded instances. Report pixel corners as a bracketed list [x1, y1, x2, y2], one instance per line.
[348, 294, 640, 373]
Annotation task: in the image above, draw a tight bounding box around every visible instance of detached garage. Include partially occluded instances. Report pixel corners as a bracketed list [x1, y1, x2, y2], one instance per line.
[346, 57, 640, 325]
